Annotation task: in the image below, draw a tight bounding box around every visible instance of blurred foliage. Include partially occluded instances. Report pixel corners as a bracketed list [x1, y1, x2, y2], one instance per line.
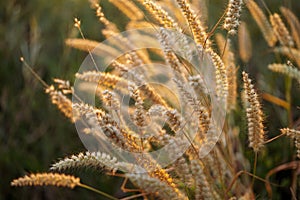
[1, 0, 300, 199]
[0, 0, 122, 199]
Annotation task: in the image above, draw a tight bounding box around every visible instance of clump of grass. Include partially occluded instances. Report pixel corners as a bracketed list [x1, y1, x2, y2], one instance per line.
[12, 0, 300, 199]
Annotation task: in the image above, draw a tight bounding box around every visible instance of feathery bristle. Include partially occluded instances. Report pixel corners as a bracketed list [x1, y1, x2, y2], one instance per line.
[92, 3, 119, 33]
[208, 49, 229, 103]
[149, 105, 182, 132]
[281, 128, 300, 158]
[268, 62, 300, 83]
[11, 173, 80, 189]
[143, 0, 179, 29]
[175, 0, 209, 47]
[127, 173, 187, 200]
[242, 71, 265, 152]
[50, 152, 118, 172]
[65, 38, 121, 58]
[223, 0, 243, 35]
[191, 160, 215, 200]
[45, 85, 76, 122]
[102, 90, 120, 111]
[215, 33, 237, 110]
[128, 82, 147, 129]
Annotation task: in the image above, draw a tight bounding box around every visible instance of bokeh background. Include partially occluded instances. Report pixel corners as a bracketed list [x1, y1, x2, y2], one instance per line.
[1, 0, 300, 199]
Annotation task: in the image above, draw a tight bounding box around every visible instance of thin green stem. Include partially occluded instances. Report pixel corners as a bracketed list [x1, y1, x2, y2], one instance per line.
[78, 183, 118, 200]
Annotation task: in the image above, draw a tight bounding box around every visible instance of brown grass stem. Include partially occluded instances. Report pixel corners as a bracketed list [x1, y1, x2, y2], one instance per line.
[264, 133, 285, 144]
[204, 10, 227, 49]
[265, 161, 300, 199]
[226, 170, 280, 195]
[20, 57, 49, 88]
[78, 183, 118, 200]
[120, 193, 149, 200]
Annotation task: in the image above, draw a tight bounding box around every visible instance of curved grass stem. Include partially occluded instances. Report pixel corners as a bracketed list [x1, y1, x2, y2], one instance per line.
[78, 183, 118, 200]
[226, 170, 280, 195]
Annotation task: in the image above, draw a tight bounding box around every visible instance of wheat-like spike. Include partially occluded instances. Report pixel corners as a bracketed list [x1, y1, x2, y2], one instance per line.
[127, 173, 187, 200]
[188, 75, 209, 95]
[74, 17, 81, 28]
[268, 63, 300, 83]
[74, 103, 143, 151]
[76, 71, 168, 107]
[169, 137, 196, 186]
[65, 38, 121, 57]
[207, 148, 233, 184]
[45, 85, 76, 122]
[173, 78, 210, 134]
[128, 82, 147, 129]
[238, 22, 252, 63]
[102, 90, 120, 111]
[215, 34, 237, 110]
[246, 0, 277, 47]
[132, 152, 185, 198]
[124, 52, 143, 69]
[280, 7, 300, 49]
[126, 21, 153, 29]
[281, 128, 300, 138]
[112, 60, 129, 74]
[270, 13, 294, 47]
[223, 0, 243, 35]
[73, 103, 126, 148]
[158, 28, 184, 74]
[149, 132, 193, 185]
[172, 156, 193, 185]
[158, 26, 194, 68]
[75, 71, 127, 89]
[281, 128, 300, 158]
[53, 79, 72, 94]
[242, 71, 265, 152]
[50, 152, 119, 172]
[108, 0, 143, 21]
[207, 49, 229, 103]
[175, 0, 210, 47]
[190, 160, 214, 200]
[11, 173, 80, 189]
[142, 0, 179, 29]
[149, 105, 182, 132]
[91, 2, 119, 33]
